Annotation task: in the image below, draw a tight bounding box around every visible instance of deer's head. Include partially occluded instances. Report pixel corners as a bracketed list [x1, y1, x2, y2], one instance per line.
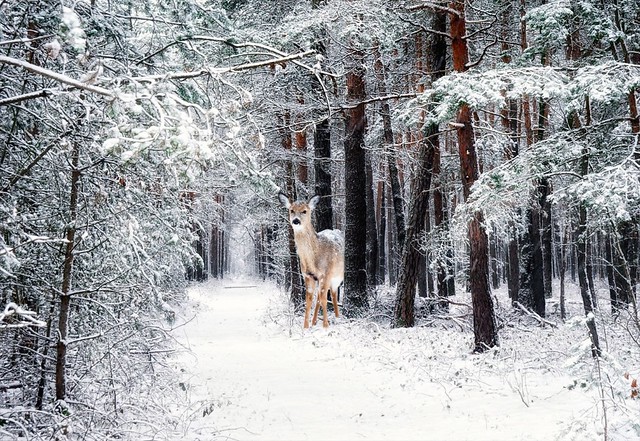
[278, 192, 320, 232]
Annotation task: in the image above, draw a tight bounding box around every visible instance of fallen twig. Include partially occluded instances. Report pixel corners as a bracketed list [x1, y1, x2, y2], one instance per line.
[514, 301, 558, 328]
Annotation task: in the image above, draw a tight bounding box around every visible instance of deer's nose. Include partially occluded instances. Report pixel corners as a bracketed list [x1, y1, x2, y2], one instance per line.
[292, 218, 301, 226]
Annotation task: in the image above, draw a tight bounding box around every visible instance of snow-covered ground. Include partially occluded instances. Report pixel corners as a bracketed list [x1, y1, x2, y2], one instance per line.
[172, 278, 640, 441]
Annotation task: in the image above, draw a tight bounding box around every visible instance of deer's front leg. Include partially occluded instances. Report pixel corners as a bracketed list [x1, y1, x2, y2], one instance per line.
[303, 275, 316, 329]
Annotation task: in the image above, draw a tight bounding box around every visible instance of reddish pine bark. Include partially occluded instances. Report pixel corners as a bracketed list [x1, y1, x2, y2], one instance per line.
[449, 0, 498, 351]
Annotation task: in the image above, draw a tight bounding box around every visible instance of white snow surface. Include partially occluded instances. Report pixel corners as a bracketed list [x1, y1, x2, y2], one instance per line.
[173, 278, 640, 441]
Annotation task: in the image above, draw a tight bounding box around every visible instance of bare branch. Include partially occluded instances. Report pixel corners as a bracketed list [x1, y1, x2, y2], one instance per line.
[397, 14, 452, 40]
[0, 89, 53, 107]
[337, 92, 418, 110]
[465, 36, 499, 69]
[406, 2, 461, 17]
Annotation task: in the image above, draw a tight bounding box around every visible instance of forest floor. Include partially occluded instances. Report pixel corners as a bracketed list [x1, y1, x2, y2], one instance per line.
[171, 277, 640, 441]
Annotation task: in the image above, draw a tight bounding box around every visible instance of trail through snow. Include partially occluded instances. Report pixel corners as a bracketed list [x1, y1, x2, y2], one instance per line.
[174, 279, 614, 441]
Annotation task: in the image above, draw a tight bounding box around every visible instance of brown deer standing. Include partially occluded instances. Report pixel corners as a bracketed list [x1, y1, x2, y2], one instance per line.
[279, 192, 344, 328]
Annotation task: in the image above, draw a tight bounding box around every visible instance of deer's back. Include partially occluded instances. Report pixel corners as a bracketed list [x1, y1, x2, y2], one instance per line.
[316, 229, 344, 275]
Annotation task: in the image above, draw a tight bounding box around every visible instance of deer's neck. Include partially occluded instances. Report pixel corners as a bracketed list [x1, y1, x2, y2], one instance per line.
[293, 226, 320, 274]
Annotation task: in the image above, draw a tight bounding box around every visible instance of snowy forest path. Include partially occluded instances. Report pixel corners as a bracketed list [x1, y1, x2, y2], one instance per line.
[176, 280, 395, 440]
[175, 280, 596, 441]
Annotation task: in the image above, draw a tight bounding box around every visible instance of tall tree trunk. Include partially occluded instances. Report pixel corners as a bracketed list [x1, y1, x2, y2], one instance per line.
[449, 0, 498, 351]
[431, 7, 454, 301]
[522, 191, 546, 317]
[344, 45, 368, 311]
[393, 124, 437, 327]
[519, 95, 550, 313]
[312, 0, 333, 232]
[490, 235, 500, 289]
[612, 226, 633, 307]
[282, 112, 305, 306]
[570, 109, 601, 357]
[365, 152, 379, 288]
[605, 235, 619, 314]
[520, 43, 552, 313]
[559, 223, 567, 320]
[387, 183, 398, 285]
[313, 119, 333, 231]
[373, 46, 405, 256]
[56, 140, 80, 403]
[504, 97, 520, 303]
[377, 180, 387, 284]
[541, 177, 553, 299]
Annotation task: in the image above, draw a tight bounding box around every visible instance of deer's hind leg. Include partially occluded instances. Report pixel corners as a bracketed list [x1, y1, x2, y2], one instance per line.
[330, 287, 340, 318]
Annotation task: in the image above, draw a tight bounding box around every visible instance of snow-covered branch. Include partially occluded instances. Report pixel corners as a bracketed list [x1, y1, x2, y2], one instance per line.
[130, 49, 316, 82]
[0, 303, 46, 329]
[0, 55, 114, 98]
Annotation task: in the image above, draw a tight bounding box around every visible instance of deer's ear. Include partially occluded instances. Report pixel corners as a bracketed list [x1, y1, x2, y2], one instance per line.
[308, 195, 320, 210]
[278, 192, 291, 209]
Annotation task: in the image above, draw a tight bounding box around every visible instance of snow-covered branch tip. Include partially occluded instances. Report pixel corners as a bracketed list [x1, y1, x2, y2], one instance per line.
[131, 49, 317, 82]
[0, 55, 114, 100]
[0, 302, 46, 329]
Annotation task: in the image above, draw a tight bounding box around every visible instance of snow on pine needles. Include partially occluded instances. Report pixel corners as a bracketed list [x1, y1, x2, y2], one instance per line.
[173, 277, 640, 441]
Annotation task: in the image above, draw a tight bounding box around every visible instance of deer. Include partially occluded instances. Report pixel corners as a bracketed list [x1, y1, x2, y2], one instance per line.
[278, 192, 344, 328]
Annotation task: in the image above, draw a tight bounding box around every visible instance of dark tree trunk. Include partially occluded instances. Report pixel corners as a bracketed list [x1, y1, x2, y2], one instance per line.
[577, 204, 601, 357]
[387, 183, 398, 285]
[36, 301, 55, 409]
[418, 254, 428, 299]
[311, 0, 333, 232]
[541, 178, 553, 298]
[344, 46, 368, 311]
[365, 152, 379, 288]
[490, 234, 500, 290]
[393, 124, 437, 327]
[571, 110, 601, 357]
[431, 6, 453, 303]
[377, 180, 387, 284]
[56, 141, 80, 403]
[505, 97, 520, 303]
[621, 221, 639, 296]
[508, 236, 519, 303]
[425, 213, 435, 298]
[605, 234, 619, 313]
[529, 203, 546, 317]
[373, 46, 405, 259]
[612, 226, 633, 307]
[433, 142, 454, 301]
[519, 185, 546, 317]
[468, 211, 498, 350]
[450, 0, 498, 350]
[313, 119, 334, 232]
[559, 224, 567, 320]
[586, 244, 597, 308]
[282, 112, 305, 305]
